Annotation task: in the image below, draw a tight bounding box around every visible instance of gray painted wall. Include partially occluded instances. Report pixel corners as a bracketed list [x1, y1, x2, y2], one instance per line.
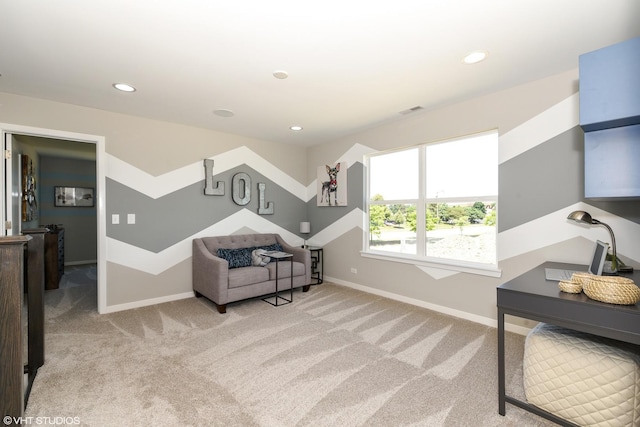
[39, 156, 97, 264]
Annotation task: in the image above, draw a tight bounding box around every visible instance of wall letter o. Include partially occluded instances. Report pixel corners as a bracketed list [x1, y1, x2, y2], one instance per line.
[232, 172, 251, 205]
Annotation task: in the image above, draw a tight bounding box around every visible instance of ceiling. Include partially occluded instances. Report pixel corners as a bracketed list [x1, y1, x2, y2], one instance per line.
[1, 1, 639, 147]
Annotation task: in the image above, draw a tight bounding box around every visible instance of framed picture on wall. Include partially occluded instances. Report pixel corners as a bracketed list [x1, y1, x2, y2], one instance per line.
[54, 186, 94, 207]
[317, 162, 347, 206]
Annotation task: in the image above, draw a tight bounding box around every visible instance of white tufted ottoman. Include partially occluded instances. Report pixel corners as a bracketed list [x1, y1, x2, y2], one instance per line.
[523, 322, 640, 427]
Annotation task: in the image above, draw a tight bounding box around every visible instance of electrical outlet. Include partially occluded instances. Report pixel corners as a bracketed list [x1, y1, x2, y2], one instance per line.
[350, 268, 357, 274]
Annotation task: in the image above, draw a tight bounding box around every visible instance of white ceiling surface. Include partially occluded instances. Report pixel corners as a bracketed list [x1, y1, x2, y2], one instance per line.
[1, 1, 639, 147]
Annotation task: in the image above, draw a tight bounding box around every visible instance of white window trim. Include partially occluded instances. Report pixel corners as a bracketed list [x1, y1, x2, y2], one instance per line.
[360, 250, 502, 278]
[363, 131, 501, 278]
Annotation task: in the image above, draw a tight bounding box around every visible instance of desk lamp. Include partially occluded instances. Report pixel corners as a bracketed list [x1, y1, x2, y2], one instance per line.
[567, 210, 617, 273]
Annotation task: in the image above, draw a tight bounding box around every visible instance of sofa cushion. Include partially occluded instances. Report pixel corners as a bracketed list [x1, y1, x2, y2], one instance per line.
[217, 247, 253, 268]
[266, 261, 306, 280]
[228, 266, 270, 288]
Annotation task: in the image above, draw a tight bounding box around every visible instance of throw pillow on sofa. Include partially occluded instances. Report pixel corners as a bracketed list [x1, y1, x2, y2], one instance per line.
[251, 249, 271, 266]
[216, 243, 284, 269]
[217, 248, 253, 268]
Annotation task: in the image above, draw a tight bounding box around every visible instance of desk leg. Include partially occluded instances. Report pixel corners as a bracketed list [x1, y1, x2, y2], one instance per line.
[498, 307, 506, 416]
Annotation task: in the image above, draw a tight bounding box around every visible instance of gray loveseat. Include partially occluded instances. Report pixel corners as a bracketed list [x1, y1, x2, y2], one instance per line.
[192, 233, 311, 313]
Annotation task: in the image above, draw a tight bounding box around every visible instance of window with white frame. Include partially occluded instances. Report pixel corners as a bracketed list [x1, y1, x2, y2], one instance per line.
[365, 130, 498, 272]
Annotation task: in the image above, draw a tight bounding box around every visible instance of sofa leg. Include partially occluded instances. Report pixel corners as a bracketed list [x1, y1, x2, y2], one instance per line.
[302, 284, 311, 292]
[216, 304, 227, 314]
[194, 291, 203, 298]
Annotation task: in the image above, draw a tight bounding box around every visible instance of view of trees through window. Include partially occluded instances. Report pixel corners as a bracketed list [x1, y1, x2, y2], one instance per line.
[366, 131, 497, 266]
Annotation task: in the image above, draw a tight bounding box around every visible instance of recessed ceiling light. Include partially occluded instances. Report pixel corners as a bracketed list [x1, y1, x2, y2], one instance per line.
[273, 70, 289, 79]
[290, 125, 303, 131]
[463, 50, 488, 64]
[213, 109, 235, 118]
[112, 83, 136, 92]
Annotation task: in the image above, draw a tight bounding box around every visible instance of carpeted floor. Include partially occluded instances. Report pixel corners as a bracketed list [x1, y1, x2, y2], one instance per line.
[25, 266, 554, 426]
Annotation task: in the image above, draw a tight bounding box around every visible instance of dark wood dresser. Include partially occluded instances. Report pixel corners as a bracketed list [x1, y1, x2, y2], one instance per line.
[0, 236, 29, 419]
[44, 226, 64, 290]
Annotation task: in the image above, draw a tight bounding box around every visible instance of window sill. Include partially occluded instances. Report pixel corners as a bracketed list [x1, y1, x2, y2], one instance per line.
[361, 250, 502, 278]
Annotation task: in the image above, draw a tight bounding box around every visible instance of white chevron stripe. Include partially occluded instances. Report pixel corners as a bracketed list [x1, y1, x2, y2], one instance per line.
[107, 209, 303, 275]
[498, 201, 640, 262]
[305, 143, 374, 201]
[107, 154, 201, 199]
[108, 144, 372, 202]
[306, 208, 364, 248]
[499, 93, 579, 164]
[107, 146, 308, 200]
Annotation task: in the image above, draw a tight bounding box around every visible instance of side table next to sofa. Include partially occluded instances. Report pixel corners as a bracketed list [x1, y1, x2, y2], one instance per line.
[307, 246, 323, 284]
[262, 251, 294, 307]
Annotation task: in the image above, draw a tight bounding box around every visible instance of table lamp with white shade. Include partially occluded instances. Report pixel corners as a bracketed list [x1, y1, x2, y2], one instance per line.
[300, 221, 311, 248]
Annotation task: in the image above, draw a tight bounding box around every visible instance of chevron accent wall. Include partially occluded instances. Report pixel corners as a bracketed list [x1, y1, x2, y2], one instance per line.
[498, 93, 640, 265]
[99, 87, 639, 323]
[104, 143, 370, 309]
[103, 91, 640, 316]
[296, 90, 640, 328]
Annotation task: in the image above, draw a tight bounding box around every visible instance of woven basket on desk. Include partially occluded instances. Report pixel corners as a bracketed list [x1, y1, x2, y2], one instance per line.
[558, 280, 582, 293]
[558, 273, 640, 305]
[582, 275, 640, 305]
[558, 272, 593, 294]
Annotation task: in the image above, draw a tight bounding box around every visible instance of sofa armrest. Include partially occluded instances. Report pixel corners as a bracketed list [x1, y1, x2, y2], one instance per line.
[192, 239, 230, 305]
[276, 235, 311, 285]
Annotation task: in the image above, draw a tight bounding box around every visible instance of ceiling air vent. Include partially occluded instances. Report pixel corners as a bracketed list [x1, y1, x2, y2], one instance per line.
[399, 106, 424, 115]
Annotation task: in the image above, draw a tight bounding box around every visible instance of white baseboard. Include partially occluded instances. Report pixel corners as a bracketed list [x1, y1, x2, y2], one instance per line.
[324, 275, 531, 336]
[100, 277, 532, 336]
[100, 291, 195, 314]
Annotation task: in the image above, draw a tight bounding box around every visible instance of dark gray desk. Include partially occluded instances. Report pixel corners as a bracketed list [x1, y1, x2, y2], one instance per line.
[497, 262, 640, 426]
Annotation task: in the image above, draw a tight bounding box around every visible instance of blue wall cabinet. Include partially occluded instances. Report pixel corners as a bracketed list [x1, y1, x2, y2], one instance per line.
[579, 37, 640, 132]
[584, 124, 640, 199]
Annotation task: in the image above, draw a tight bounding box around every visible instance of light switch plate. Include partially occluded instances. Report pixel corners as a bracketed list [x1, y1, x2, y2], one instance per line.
[112, 214, 120, 224]
[127, 214, 136, 224]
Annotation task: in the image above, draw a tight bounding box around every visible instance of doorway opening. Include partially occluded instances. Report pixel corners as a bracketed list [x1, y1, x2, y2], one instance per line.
[1, 123, 107, 313]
